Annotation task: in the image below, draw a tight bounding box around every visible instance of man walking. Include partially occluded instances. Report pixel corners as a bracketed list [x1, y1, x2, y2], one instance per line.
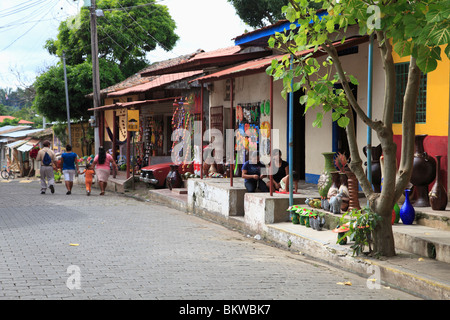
[61, 144, 79, 195]
[36, 140, 56, 194]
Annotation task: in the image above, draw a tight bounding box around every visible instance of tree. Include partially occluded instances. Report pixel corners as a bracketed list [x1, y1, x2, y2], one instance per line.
[34, 59, 123, 122]
[228, 0, 322, 28]
[35, 0, 179, 123]
[267, 0, 449, 256]
[45, 0, 179, 78]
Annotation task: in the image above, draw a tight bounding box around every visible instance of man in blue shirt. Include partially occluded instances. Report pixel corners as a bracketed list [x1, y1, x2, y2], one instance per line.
[241, 151, 269, 192]
[61, 144, 79, 195]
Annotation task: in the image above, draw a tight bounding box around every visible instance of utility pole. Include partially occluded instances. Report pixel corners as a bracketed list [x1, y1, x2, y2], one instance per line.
[90, 0, 101, 154]
[63, 51, 72, 146]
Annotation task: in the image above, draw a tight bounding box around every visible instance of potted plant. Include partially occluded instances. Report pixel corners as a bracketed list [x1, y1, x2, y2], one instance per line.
[336, 207, 381, 256]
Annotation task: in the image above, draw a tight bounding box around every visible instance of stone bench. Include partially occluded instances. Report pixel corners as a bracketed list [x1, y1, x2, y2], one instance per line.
[187, 178, 248, 217]
[244, 193, 311, 234]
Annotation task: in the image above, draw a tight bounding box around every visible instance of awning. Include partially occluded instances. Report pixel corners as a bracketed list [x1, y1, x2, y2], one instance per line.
[5, 139, 28, 149]
[88, 97, 181, 112]
[141, 46, 272, 77]
[17, 144, 34, 152]
[193, 36, 369, 83]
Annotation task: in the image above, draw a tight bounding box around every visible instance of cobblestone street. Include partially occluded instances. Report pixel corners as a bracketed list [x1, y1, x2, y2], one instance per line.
[0, 179, 419, 301]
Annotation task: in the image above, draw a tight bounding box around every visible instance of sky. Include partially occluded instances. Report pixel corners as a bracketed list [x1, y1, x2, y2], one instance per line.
[0, 0, 250, 90]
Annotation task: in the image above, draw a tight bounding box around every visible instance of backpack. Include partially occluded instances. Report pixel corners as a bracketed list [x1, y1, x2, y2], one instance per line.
[43, 152, 52, 166]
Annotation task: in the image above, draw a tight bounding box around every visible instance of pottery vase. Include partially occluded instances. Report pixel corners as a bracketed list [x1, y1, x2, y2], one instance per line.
[400, 189, 415, 225]
[318, 152, 336, 198]
[166, 165, 183, 190]
[345, 168, 361, 211]
[292, 212, 300, 224]
[363, 144, 382, 192]
[429, 155, 448, 210]
[410, 135, 436, 207]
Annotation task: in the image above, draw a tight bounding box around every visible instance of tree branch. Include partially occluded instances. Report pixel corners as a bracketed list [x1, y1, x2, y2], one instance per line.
[376, 31, 396, 129]
[321, 40, 382, 133]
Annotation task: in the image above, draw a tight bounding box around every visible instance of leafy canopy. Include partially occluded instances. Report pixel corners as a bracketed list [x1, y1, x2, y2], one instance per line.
[266, 0, 450, 128]
[45, 0, 179, 77]
[33, 59, 123, 122]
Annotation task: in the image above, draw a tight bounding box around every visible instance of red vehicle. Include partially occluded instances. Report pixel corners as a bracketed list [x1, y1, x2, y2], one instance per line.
[139, 162, 193, 188]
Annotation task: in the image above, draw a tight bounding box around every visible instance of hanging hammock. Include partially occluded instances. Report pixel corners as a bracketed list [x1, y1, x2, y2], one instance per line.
[106, 127, 127, 145]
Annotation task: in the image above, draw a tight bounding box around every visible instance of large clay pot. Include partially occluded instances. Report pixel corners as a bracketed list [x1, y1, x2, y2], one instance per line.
[339, 172, 349, 211]
[429, 155, 448, 210]
[411, 135, 436, 207]
[318, 152, 335, 198]
[363, 144, 382, 192]
[345, 168, 360, 211]
[400, 189, 415, 225]
[166, 165, 183, 190]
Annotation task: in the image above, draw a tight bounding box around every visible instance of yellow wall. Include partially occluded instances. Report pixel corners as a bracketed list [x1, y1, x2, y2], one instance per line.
[392, 46, 450, 137]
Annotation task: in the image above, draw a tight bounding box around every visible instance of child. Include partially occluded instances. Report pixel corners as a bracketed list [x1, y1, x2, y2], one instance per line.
[80, 163, 95, 196]
[280, 171, 299, 193]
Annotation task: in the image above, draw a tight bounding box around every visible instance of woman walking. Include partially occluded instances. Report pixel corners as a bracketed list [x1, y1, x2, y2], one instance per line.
[92, 146, 118, 195]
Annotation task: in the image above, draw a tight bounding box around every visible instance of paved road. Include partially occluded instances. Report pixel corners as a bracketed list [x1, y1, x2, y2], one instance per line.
[0, 179, 418, 302]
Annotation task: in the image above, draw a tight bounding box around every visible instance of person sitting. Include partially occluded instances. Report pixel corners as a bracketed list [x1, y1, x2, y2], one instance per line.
[279, 170, 299, 193]
[265, 149, 289, 191]
[241, 151, 269, 193]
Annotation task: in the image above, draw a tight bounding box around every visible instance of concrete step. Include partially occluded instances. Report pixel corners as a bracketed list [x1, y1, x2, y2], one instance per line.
[295, 205, 450, 264]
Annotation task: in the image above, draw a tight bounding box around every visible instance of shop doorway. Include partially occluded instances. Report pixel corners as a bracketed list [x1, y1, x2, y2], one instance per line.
[332, 83, 358, 159]
[287, 90, 306, 180]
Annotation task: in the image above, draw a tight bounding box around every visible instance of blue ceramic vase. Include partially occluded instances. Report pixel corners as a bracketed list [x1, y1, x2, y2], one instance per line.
[400, 189, 415, 225]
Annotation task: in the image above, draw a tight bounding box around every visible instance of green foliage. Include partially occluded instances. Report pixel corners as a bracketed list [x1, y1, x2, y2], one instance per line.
[266, 0, 449, 128]
[45, 0, 179, 78]
[338, 207, 382, 256]
[33, 59, 123, 122]
[228, 0, 290, 28]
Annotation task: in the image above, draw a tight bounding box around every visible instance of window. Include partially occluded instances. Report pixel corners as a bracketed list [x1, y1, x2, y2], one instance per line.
[393, 62, 427, 123]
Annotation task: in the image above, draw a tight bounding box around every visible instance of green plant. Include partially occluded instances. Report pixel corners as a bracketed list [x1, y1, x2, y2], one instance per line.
[337, 206, 382, 256]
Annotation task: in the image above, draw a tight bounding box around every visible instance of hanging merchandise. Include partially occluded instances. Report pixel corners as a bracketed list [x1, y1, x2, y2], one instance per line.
[171, 98, 193, 168]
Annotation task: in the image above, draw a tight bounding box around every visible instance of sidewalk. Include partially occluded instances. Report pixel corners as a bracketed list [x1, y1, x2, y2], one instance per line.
[106, 177, 450, 299]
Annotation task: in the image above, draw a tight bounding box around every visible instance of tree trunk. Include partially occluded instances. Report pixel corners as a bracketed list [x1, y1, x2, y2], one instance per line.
[372, 208, 396, 256]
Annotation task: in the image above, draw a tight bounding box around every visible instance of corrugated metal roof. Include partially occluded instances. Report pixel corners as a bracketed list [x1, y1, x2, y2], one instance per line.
[193, 36, 369, 83]
[17, 143, 34, 152]
[0, 125, 32, 135]
[88, 97, 181, 111]
[5, 139, 28, 149]
[0, 129, 44, 138]
[107, 71, 203, 97]
[89, 50, 204, 97]
[140, 46, 271, 77]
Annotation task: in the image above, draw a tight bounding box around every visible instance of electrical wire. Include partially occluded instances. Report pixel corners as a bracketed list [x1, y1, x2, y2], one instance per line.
[0, 0, 61, 52]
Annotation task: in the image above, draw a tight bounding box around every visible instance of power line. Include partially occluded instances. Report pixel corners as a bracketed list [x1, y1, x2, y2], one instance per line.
[0, 0, 60, 52]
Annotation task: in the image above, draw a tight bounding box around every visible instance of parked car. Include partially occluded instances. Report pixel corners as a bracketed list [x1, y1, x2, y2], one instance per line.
[139, 162, 193, 188]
